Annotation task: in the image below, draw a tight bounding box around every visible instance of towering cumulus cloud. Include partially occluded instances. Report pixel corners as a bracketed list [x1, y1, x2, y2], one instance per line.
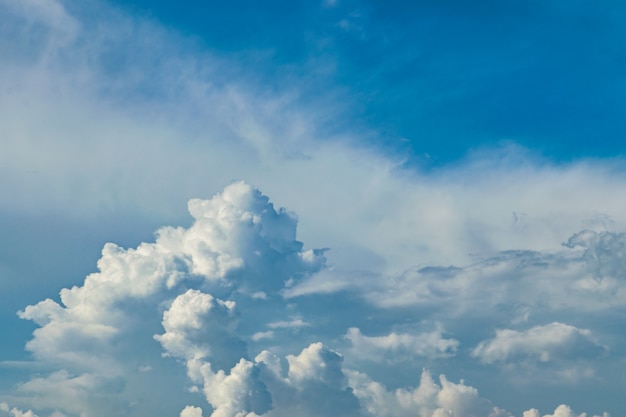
[13, 182, 323, 417]
[8, 183, 612, 417]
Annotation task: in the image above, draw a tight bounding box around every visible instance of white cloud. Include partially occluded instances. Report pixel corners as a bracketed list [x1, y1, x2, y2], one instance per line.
[256, 343, 362, 417]
[345, 327, 458, 361]
[154, 289, 271, 417]
[154, 289, 241, 365]
[251, 331, 274, 342]
[0, 403, 41, 417]
[348, 369, 511, 417]
[7, 408, 38, 417]
[281, 269, 365, 298]
[6, 0, 626, 282]
[267, 319, 310, 329]
[12, 371, 113, 417]
[180, 406, 203, 417]
[190, 359, 270, 417]
[5, 182, 613, 417]
[289, 231, 626, 323]
[472, 322, 605, 365]
[0, 1, 623, 416]
[524, 405, 610, 417]
[13, 183, 326, 416]
[285, 343, 346, 388]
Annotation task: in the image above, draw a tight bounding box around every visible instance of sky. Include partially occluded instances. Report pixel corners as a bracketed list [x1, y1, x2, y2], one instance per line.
[1, 0, 625, 416]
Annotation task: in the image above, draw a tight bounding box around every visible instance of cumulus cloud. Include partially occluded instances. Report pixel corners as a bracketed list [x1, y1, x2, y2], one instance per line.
[180, 406, 203, 417]
[189, 358, 270, 417]
[154, 289, 242, 367]
[13, 183, 324, 417]
[6, 182, 613, 417]
[472, 322, 605, 365]
[255, 343, 362, 417]
[523, 405, 610, 417]
[348, 369, 511, 417]
[0, 403, 39, 417]
[155, 289, 272, 417]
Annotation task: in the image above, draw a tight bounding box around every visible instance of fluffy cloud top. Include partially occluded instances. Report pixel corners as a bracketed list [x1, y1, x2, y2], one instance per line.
[180, 406, 203, 417]
[523, 405, 610, 417]
[11, 183, 325, 416]
[348, 369, 511, 417]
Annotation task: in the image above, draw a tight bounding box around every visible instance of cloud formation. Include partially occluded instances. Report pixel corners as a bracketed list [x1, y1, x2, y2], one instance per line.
[290, 230, 626, 320]
[6, 183, 613, 417]
[472, 323, 605, 365]
[523, 405, 609, 417]
[0, 1, 623, 416]
[345, 327, 459, 361]
[348, 369, 511, 417]
[11, 183, 324, 416]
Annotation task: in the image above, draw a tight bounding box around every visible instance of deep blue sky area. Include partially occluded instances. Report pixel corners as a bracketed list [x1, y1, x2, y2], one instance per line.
[107, 0, 626, 164]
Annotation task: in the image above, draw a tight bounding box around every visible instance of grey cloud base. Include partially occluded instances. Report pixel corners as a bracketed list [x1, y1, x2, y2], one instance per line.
[4, 183, 613, 417]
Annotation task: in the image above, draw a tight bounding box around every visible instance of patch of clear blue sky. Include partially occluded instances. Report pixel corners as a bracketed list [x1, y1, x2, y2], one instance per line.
[106, 0, 626, 165]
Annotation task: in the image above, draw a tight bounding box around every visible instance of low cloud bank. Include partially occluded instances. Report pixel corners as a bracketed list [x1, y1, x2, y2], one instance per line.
[7, 183, 611, 417]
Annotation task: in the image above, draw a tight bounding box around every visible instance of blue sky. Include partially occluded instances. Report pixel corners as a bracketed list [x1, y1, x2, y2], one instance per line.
[1, 1, 626, 417]
[104, 0, 626, 163]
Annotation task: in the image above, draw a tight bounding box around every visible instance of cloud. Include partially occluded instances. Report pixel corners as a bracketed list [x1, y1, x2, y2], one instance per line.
[13, 183, 325, 417]
[267, 319, 310, 329]
[472, 322, 605, 365]
[155, 289, 272, 417]
[255, 343, 362, 417]
[348, 369, 511, 417]
[180, 406, 203, 417]
[6, 182, 613, 417]
[154, 289, 243, 367]
[0, 403, 40, 417]
[345, 326, 458, 361]
[285, 342, 345, 388]
[0, 0, 79, 46]
[251, 332, 274, 342]
[523, 405, 610, 417]
[564, 230, 626, 293]
[289, 230, 626, 322]
[190, 358, 271, 417]
[6, 0, 626, 282]
[11, 371, 117, 417]
[0, 1, 623, 416]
